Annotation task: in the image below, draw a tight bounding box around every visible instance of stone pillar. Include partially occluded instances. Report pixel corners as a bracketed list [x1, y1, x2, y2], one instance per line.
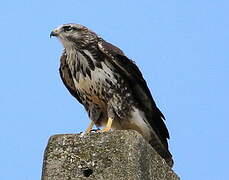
[42, 130, 179, 180]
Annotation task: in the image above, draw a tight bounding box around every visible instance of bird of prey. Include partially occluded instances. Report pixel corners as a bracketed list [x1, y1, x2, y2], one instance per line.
[50, 23, 173, 167]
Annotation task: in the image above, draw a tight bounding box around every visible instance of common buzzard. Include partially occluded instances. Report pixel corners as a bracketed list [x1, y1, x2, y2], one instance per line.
[50, 23, 173, 167]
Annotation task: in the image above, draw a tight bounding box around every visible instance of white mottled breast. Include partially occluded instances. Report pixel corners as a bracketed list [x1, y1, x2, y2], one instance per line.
[79, 62, 115, 91]
[68, 49, 118, 104]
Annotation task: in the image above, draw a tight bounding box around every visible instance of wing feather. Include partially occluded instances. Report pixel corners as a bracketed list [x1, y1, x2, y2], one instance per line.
[98, 40, 170, 148]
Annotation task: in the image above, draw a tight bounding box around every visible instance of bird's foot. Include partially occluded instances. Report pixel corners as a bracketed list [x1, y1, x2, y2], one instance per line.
[84, 121, 95, 134]
[96, 117, 113, 133]
[96, 127, 111, 133]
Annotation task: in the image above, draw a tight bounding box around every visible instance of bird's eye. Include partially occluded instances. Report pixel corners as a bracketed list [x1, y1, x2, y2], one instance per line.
[63, 26, 73, 32]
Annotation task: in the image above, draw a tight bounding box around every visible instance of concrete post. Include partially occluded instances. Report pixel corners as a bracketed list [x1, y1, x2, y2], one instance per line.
[42, 130, 179, 180]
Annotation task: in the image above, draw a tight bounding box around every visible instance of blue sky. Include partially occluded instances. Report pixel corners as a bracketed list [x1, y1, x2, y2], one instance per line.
[1, 1, 228, 179]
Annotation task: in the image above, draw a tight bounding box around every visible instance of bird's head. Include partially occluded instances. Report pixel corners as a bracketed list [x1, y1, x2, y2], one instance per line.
[50, 23, 99, 49]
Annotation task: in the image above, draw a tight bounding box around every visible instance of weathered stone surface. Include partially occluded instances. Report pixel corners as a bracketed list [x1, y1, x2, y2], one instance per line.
[42, 130, 179, 180]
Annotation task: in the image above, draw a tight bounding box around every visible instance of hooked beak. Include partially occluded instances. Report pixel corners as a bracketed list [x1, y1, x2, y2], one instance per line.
[50, 30, 58, 38]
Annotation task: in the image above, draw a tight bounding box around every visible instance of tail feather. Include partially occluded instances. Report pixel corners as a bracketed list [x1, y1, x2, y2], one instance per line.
[149, 135, 173, 167]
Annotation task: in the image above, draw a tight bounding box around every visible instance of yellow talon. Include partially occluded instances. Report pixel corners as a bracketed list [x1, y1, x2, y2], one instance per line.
[97, 117, 113, 132]
[85, 121, 94, 134]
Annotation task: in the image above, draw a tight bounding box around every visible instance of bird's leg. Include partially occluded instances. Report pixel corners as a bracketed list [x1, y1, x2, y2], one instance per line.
[85, 121, 95, 134]
[97, 117, 113, 132]
[97, 105, 114, 133]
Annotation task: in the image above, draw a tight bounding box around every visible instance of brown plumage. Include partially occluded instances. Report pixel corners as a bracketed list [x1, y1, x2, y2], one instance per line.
[51, 23, 173, 166]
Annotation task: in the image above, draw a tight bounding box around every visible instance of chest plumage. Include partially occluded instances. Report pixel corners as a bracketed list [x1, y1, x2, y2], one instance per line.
[67, 49, 117, 103]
